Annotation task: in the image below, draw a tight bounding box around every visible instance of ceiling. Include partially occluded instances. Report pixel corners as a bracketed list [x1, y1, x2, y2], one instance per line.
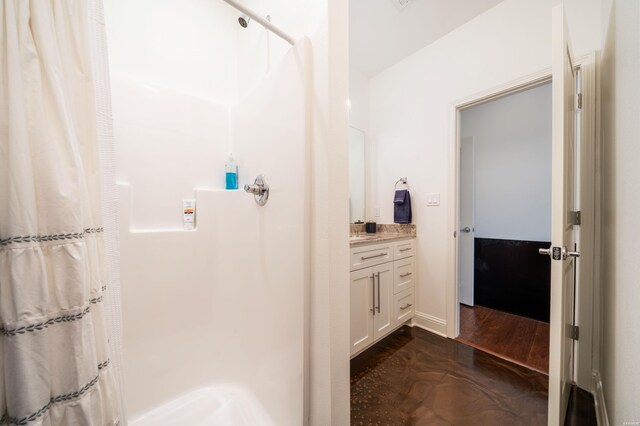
[350, 0, 505, 77]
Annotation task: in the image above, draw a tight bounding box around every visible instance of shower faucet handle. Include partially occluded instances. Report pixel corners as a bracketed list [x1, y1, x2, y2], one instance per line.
[244, 183, 265, 195]
[244, 174, 269, 206]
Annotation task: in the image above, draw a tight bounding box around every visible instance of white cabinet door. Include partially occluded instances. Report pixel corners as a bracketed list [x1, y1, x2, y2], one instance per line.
[350, 267, 375, 356]
[372, 262, 394, 340]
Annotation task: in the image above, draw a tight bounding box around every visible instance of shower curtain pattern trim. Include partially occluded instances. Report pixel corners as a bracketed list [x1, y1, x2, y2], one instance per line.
[0, 298, 105, 336]
[0, 283, 109, 335]
[0, 360, 111, 426]
[0, 228, 104, 247]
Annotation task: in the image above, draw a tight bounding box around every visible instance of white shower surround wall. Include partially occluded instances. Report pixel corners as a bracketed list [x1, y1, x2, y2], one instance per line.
[105, 0, 310, 422]
[105, 0, 351, 423]
[116, 41, 308, 424]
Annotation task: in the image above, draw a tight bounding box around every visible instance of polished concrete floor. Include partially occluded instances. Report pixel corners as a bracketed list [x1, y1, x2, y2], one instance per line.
[351, 325, 549, 425]
[457, 304, 550, 373]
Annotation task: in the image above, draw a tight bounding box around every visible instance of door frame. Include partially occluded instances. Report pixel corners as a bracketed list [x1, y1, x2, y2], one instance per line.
[446, 53, 598, 391]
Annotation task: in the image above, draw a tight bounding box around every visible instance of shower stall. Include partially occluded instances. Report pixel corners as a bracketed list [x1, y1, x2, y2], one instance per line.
[103, 0, 309, 423]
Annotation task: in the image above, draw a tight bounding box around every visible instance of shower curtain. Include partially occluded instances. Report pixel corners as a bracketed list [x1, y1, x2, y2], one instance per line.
[0, 1, 121, 424]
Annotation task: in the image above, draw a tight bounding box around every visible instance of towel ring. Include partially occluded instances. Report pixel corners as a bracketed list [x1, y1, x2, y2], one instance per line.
[395, 177, 408, 190]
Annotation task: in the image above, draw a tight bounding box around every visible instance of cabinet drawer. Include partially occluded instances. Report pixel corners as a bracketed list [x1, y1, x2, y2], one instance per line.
[394, 258, 414, 294]
[394, 239, 415, 259]
[394, 288, 414, 325]
[350, 243, 393, 271]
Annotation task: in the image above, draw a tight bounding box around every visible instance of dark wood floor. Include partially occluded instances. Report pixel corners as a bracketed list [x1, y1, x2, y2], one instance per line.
[351, 326, 549, 425]
[457, 304, 550, 374]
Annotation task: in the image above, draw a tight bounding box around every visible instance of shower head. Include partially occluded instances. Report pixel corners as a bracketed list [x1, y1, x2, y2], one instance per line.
[238, 14, 250, 28]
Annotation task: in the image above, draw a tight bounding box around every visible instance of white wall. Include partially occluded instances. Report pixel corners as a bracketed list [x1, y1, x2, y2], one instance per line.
[369, 0, 604, 331]
[461, 83, 552, 242]
[349, 68, 370, 132]
[105, 0, 238, 104]
[599, 0, 640, 424]
[307, 1, 351, 424]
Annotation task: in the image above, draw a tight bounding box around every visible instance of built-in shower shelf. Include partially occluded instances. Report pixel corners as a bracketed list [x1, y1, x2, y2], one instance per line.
[117, 182, 249, 234]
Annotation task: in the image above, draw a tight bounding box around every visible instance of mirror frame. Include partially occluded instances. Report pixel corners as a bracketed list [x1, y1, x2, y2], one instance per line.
[349, 126, 366, 224]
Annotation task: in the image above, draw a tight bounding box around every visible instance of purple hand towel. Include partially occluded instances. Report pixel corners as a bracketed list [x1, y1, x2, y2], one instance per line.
[394, 190, 412, 224]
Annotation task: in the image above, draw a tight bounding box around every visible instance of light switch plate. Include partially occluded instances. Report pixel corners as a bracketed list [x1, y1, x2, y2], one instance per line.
[426, 193, 440, 206]
[374, 207, 380, 217]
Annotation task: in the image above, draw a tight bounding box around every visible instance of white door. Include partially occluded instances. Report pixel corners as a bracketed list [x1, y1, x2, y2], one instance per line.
[459, 137, 475, 306]
[350, 267, 375, 356]
[546, 5, 579, 425]
[372, 263, 394, 340]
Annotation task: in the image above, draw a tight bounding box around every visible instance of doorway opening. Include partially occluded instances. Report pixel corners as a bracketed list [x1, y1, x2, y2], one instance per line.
[455, 81, 554, 373]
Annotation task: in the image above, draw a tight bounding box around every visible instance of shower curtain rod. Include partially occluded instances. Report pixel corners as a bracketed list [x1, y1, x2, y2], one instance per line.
[221, 0, 296, 45]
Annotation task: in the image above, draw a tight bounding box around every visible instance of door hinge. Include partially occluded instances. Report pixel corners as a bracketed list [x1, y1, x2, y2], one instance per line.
[569, 210, 581, 226]
[569, 325, 580, 341]
[576, 93, 583, 110]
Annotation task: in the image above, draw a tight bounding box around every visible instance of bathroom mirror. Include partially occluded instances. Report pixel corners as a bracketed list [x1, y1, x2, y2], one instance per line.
[349, 127, 366, 223]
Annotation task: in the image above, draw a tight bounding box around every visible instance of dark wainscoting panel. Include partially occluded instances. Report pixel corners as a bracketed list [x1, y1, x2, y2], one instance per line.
[474, 238, 551, 322]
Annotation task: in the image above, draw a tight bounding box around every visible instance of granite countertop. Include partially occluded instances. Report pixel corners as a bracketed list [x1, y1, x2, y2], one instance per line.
[349, 223, 416, 247]
[349, 232, 415, 247]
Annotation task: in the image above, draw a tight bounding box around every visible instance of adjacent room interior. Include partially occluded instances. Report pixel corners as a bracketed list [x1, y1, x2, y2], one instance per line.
[456, 82, 553, 374]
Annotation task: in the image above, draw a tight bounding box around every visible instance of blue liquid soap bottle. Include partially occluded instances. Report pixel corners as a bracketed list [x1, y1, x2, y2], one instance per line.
[225, 154, 238, 190]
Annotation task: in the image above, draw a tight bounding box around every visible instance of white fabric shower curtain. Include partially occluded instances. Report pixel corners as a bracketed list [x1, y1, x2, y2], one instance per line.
[0, 1, 120, 424]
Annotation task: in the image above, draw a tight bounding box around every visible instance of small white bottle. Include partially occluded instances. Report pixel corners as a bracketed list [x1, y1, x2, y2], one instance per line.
[183, 199, 196, 230]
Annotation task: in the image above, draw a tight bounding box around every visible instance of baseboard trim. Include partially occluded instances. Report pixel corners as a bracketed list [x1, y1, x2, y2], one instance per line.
[412, 311, 447, 337]
[592, 370, 609, 426]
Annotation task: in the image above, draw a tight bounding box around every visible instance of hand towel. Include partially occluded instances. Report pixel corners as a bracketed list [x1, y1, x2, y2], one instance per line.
[394, 189, 412, 224]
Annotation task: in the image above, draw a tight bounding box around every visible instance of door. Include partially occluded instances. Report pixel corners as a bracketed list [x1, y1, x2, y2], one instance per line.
[372, 263, 394, 340]
[546, 5, 579, 425]
[350, 267, 375, 356]
[459, 137, 475, 306]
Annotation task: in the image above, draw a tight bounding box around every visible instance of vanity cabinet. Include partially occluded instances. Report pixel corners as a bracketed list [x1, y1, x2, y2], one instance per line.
[350, 239, 415, 357]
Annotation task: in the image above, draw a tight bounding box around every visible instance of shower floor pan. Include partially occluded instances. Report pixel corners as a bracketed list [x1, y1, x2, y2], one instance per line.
[129, 385, 275, 426]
